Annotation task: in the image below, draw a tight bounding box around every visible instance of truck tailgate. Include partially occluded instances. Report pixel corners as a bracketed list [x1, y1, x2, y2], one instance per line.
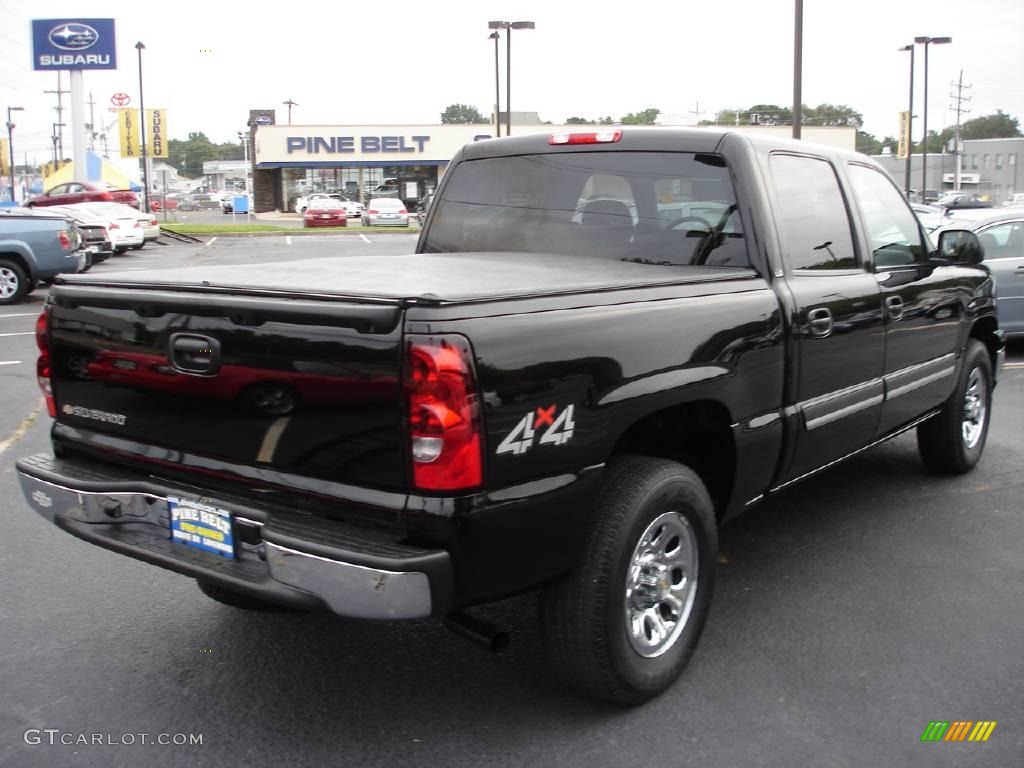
[47, 283, 407, 494]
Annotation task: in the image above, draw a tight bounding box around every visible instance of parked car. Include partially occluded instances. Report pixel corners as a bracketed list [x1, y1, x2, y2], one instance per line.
[178, 192, 219, 211]
[63, 202, 145, 253]
[0, 208, 83, 303]
[42, 205, 114, 266]
[361, 197, 409, 227]
[14, 128, 1003, 706]
[909, 203, 945, 233]
[303, 199, 348, 228]
[26, 181, 139, 209]
[295, 193, 364, 218]
[1001, 193, 1024, 208]
[937, 193, 992, 210]
[221, 194, 251, 214]
[936, 211, 1024, 338]
[150, 194, 180, 212]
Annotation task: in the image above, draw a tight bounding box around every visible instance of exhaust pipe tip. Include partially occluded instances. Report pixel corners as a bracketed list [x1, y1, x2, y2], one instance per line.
[444, 610, 509, 654]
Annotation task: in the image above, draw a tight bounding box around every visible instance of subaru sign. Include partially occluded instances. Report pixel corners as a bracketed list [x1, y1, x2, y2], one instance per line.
[32, 19, 117, 70]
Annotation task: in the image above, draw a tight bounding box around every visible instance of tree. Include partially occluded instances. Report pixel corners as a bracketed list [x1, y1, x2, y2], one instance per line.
[959, 110, 1021, 140]
[440, 104, 488, 124]
[565, 116, 591, 124]
[856, 131, 898, 155]
[168, 131, 244, 179]
[619, 108, 660, 125]
[598, 116, 614, 125]
[806, 103, 863, 128]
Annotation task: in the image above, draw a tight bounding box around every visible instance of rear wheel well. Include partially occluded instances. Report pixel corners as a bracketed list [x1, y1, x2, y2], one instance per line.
[969, 316, 1000, 373]
[0, 252, 34, 281]
[610, 401, 735, 520]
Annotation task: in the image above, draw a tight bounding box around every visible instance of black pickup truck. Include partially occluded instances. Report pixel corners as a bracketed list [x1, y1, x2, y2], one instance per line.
[17, 128, 1004, 704]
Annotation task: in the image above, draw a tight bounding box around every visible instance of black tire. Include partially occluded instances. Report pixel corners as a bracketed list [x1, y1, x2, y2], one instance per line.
[917, 339, 993, 474]
[0, 259, 30, 305]
[540, 455, 718, 705]
[196, 580, 301, 613]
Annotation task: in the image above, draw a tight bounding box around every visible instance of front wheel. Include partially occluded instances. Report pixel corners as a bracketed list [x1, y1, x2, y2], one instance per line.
[540, 456, 717, 705]
[917, 339, 993, 473]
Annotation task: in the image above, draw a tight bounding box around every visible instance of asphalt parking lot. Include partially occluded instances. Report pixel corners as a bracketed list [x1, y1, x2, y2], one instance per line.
[1, 236, 1022, 767]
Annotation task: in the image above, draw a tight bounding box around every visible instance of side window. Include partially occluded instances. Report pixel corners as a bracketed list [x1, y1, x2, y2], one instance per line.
[770, 154, 857, 270]
[978, 221, 1024, 260]
[48, 184, 66, 196]
[847, 163, 928, 268]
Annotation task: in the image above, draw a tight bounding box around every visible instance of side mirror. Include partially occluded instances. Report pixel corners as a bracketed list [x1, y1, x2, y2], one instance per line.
[937, 229, 984, 265]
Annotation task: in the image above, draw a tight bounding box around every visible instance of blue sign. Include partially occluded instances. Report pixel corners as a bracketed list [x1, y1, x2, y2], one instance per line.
[32, 19, 117, 71]
[232, 195, 249, 214]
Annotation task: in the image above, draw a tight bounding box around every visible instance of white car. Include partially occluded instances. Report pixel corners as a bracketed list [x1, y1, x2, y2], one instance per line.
[295, 193, 364, 218]
[64, 202, 146, 252]
[1002, 193, 1024, 208]
[361, 198, 410, 227]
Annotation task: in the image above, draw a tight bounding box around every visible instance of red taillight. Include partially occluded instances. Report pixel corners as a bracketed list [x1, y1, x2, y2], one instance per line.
[149, 217, 157, 226]
[57, 230, 72, 249]
[548, 129, 622, 145]
[36, 310, 56, 417]
[367, 209, 379, 215]
[133, 220, 141, 228]
[100, 191, 115, 201]
[109, 222, 120, 230]
[405, 334, 483, 491]
[398, 209, 407, 215]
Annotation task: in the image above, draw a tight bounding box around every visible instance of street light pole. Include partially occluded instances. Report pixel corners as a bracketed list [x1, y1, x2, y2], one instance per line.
[899, 45, 915, 198]
[914, 35, 951, 202]
[489, 21, 534, 137]
[283, 99, 297, 125]
[792, 0, 803, 140]
[6, 106, 24, 204]
[136, 41, 150, 213]
[489, 31, 501, 137]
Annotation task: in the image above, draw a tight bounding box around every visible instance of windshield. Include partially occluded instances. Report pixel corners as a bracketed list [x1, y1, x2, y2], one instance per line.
[423, 151, 750, 268]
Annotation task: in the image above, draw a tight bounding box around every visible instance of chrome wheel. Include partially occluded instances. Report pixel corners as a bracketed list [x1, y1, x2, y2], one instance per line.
[625, 511, 699, 658]
[961, 366, 987, 449]
[0, 267, 19, 299]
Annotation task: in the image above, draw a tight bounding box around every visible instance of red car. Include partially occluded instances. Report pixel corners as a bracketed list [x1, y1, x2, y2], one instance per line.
[303, 199, 348, 228]
[26, 181, 139, 209]
[150, 196, 179, 212]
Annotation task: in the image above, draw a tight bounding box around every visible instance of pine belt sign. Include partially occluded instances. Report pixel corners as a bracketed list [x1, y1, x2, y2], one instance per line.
[117, 109, 169, 158]
[32, 19, 117, 71]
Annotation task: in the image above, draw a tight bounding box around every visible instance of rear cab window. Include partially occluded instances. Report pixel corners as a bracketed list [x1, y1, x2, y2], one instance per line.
[424, 151, 751, 269]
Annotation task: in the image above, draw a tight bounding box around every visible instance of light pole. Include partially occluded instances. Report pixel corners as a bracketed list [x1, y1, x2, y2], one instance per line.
[489, 20, 535, 136]
[792, 0, 803, 140]
[899, 44, 915, 198]
[6, 107, 24, 203]
[52, 123, 66, 168]
[238, 130, 250, 194]
[136, 41, 150, 213]
[914, 35, 951, 202]
[283, 99, 297, 125]
[489, 31, 501, 137]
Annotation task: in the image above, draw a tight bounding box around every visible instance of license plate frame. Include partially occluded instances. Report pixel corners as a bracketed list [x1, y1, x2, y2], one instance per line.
[168, 496, 235, 558]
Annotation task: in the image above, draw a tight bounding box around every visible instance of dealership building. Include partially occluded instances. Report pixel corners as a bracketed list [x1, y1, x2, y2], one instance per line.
[246, 109, 856, 214]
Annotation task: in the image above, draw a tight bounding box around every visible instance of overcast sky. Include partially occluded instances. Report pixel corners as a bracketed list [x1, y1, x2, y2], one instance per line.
[2, 0, 1022, 163]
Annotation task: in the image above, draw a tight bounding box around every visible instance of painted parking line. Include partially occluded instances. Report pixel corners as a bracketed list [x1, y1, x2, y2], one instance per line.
[0, 313, 40, 319]
[359, 234, 371, 244]
[0, 360, 23, 365]
[286, 235, 292, 246]
[0, 332, 33, 337]
[206, 237, 218, 247]
[1005, 362, 1024, 369]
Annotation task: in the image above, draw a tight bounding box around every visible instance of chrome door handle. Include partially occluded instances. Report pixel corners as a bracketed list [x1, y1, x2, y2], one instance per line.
[808, 307, 833, 338]
[885, 295, 905, 321]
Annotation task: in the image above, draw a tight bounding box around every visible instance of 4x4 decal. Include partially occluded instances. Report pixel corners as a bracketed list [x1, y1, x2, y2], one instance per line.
[496, 404, 576, 456]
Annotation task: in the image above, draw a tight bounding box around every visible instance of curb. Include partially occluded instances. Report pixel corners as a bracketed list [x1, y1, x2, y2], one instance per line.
[162, 228, 421, 239]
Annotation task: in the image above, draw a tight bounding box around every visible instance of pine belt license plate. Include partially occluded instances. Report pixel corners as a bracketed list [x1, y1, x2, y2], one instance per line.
[168, 496, 235, 558]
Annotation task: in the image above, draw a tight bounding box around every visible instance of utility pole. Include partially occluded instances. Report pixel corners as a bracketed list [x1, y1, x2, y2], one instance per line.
[87, 91, 97, 151]
[44, 71, 70, 159]
[688, 99, 705, 124]
[283, 99, 298, 125]
[949, 70, 971, 191]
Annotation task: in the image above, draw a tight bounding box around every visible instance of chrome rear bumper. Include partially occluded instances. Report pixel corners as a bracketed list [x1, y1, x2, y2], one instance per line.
[17, 454, 448, 620]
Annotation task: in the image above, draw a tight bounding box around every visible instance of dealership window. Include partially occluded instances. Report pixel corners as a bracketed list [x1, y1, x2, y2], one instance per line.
[996, 154, 1003, 170]
[983, 154, 989, 169]
[1011, 154, 1018, 167]
[971, 154, 978, 169]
